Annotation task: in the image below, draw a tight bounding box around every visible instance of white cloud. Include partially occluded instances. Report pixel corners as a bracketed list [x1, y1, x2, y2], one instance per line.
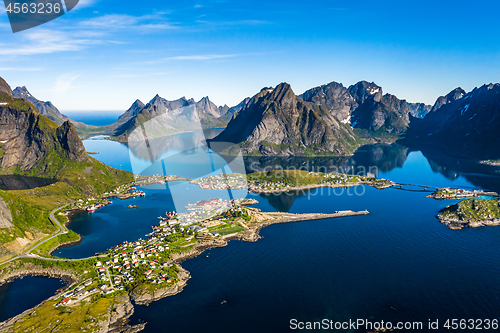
[54, 73, 81, 94]
[0, 29, 98, 55]
[194, 4, 203, 8]
[79, 13, 177, 30]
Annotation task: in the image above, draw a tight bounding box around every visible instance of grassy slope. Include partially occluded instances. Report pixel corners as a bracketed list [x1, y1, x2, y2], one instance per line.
[439, 199, 500, 222]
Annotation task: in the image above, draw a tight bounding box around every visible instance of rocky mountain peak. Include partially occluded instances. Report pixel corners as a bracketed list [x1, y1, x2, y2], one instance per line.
[266, 82, 296, 108]
[0, 77, 12, 97]
[431, 87, 466, 112]
[348, 81, 383, 104]
[12, 86, 31, 97]
[56, 121, 87, 162]
[11, 85, 70, 125]
[117, 99, 145, 123]
[299, 81, 357, 123]
[150, 94, 165, 105]
[405, 83, 500, 158]
[446, 87, 466, 100]
[131, 99, 144, 108]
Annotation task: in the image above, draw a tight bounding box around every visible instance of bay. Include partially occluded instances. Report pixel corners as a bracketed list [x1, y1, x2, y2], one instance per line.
[16, 129, 500, 332]
[0, 276, 67, 322]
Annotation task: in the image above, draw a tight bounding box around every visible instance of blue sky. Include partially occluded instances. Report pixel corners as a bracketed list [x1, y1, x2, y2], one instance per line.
[0, 0, 499, 111]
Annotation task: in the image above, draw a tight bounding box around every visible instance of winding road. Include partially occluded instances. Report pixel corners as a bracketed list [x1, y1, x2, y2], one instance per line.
[0, 205, 106, 266]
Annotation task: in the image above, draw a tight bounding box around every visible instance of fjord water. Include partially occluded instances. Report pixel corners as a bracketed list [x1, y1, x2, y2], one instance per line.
[54, 133, 500, 331]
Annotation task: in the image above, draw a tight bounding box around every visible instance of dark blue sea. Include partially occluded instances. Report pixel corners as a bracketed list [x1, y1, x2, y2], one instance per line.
[4, 128, 500, 331]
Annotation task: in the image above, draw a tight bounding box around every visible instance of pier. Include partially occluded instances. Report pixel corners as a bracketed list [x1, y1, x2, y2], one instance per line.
[264, 210, 369, 224]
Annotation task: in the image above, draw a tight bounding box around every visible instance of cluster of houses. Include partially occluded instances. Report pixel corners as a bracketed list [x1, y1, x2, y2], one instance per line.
[432, 188, 481, 199]
[70, 176, 170, 213]
[249, 180, 291, 191]
[174, 199, 237, 226]
[55, 197, 249, 307]
[191, 173, 247, 190]
[86, 199, 113, 212]
[134, 174, 183, 186]
[55, 279, 99, 307]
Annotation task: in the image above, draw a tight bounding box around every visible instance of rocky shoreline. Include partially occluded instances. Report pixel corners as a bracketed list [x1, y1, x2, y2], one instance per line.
[0, 264, 79, 287]
[438, 216, 500, 230]
[249, 182, 394, 194]
[130, 267, 191, 306]
[0, 265, 80, 332]
[437, 198, 500, 229]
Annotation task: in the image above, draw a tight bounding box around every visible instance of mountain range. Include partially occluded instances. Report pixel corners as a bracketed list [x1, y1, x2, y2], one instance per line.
[210, 83, 360, 156]
[298, 80, 432, 134]
[3, 75, 500, 159]
[103, 94, 249, 142]
[403, 83, 500, 158]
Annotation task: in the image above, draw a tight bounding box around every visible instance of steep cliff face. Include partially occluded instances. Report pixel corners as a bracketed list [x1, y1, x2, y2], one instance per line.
[299, 81, 357, 123]
[407, 102, 432, 119]
[0, 102, 87, 174]
[349, 83, 411, 133]
[430, 87, 466, 113]
[300, 80, 420, 134]
[211, 83, 360, 156]
[0, 89, 133, 194]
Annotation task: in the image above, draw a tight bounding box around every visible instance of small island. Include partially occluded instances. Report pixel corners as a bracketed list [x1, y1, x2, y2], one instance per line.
[127, 205, 138, 209]
[438, 198, 500, 229]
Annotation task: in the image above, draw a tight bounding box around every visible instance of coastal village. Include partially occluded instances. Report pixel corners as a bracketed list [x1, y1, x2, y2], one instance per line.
[51, 170, 374, 309]
[191, 170, 395, 192]
[8, 169, 496, 332]
[54, 172, 500, 308]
